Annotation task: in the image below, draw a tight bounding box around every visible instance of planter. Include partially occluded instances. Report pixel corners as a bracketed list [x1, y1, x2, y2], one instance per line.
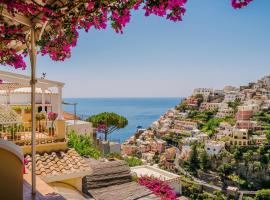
[48, 127, 55, 136]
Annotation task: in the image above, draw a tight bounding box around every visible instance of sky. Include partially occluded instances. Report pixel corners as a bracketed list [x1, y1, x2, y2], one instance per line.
[1, 0, 270, 98]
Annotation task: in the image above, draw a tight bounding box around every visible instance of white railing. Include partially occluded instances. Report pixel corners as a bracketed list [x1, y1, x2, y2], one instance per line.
[0, 121, 59, 146]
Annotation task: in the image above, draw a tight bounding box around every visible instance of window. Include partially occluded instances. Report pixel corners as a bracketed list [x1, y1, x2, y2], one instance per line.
[243, 137, 246, 139]
[207, 148, 210, 150]
[234, 136, 238, 139]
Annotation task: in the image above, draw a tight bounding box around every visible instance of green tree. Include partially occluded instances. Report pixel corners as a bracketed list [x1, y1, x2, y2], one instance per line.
[228, 98, 242, 114]
[265, 130, 270, 144]
[228, 174, 246, 188]
[233, 147, 242, 160]
[255, 189, 270, 200]
[87, 112, 128, 141]
[200, 150, 209, 170]
[188, 144, 200, 173]
[176, 102, 188, 112]
[217, 163, 233, 185]
[195, 94, 204, 107]
[201, 118, 222, 137]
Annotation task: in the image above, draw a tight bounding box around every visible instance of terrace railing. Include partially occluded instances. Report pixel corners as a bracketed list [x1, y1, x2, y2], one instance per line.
[0, 121, 61, 146]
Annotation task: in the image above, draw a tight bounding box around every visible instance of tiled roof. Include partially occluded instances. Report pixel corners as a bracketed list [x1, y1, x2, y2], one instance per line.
[25, 149, 91, 178]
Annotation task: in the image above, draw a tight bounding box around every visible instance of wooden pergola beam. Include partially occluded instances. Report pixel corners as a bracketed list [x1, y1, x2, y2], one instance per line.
[2, 10, 32, 27]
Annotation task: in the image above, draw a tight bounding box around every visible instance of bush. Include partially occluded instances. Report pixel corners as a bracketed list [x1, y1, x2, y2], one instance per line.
[68, 131, 101, 159]
[138, 176, 177, 200]
[124, 156, 142, 167]
[255, 189, 270, 200]
[106, 152, 123, 160]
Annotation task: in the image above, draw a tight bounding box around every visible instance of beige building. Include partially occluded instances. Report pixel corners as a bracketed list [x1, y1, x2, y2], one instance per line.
[230, 128, 250, 146]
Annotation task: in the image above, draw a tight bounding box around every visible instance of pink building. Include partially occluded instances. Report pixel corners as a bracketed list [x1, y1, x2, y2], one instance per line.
[236, 110, 253, 120]
[157, 140, 166, 153]
[235, 121, 257, 130]
[150, 142, 158, 152]
[122, 145, 137, 156]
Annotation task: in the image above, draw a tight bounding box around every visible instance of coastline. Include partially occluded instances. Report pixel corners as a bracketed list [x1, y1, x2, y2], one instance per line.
[63, 97, 181, 143]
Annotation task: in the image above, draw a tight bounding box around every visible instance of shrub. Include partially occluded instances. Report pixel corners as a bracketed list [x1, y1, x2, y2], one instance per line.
[106, 152, 123, 160]
[138, 176, 177, 200]
[255, 189, 270, 200]
[68, 131, 101, 159]
[124, 156, 142, 167]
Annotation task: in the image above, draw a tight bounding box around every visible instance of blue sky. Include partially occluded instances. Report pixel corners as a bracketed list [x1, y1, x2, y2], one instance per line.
[1, 0, 270, 97]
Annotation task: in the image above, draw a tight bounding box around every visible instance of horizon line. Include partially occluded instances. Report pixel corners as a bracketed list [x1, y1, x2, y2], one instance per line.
[63, 96, 184, 99]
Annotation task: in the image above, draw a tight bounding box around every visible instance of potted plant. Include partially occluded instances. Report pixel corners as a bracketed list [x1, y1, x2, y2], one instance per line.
[36, 112, 46, 132]
[12, 106, 22, 114]
[7, 124, 20, 140]
[24, 106, 31, 114]
[48, 112, 58, 136]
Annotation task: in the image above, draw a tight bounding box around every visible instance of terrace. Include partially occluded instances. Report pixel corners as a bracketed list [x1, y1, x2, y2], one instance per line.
[0, 70, 67, 152]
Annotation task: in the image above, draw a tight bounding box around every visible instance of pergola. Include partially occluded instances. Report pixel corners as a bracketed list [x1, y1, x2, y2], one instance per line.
[0, 70, 64, 115]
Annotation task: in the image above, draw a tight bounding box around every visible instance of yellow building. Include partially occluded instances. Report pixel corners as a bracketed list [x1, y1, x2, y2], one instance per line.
[230, 128, 250, 146]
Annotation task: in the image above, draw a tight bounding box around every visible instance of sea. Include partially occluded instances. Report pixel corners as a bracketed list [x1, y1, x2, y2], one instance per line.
[63, 98, 181, 143]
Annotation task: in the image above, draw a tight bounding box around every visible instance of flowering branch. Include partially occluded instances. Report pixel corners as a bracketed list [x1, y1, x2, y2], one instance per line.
[0, 0, 254, 69]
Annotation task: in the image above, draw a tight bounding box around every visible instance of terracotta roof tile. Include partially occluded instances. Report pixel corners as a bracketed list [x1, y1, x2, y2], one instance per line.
[25, 149, 91, 177]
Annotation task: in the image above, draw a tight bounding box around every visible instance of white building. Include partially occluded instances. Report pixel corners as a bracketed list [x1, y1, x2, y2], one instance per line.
[216, 103, 234, 118]
[204, 140, 225, 156]
[223, 85, 238, 93]
[192, 88, 213, 101]
[0, 70, 64, 119]
[224, 91, 244, 103]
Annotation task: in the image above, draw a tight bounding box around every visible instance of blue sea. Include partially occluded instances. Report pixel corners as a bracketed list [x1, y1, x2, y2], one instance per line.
[63, 98, 181, 143]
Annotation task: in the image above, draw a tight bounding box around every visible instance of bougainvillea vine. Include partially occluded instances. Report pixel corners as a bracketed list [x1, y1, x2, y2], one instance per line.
[138, 176, 177, 200]
[0, 0, 254, 69]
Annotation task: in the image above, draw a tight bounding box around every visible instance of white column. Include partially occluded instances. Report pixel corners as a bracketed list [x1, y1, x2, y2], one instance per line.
[41, 88, 45, 112]
[57, 86, 63, 119]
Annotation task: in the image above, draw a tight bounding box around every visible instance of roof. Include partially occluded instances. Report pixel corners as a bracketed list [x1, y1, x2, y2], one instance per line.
[131, 165, 180, 182]
[0, 83, 28, 91]
[25, 149, 92, 183]
[0, 70, 64, 89]
[11, 87, 55, 94]
[83, 159, 159, 200]
[89, 181, 159, 200]
[84, 160, 132, 190]
[0, 105, 22, 124]
[62, 111, 80, 120]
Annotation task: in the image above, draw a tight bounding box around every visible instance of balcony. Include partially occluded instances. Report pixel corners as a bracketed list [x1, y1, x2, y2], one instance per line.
[0, 120, 67, 154]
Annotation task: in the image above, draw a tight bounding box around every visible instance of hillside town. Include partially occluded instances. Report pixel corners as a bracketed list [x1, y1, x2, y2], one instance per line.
[121, 75, 270, 199]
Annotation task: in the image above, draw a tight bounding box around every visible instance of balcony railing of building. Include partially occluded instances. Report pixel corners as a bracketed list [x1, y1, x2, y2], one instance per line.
[0, 121, 64, 146]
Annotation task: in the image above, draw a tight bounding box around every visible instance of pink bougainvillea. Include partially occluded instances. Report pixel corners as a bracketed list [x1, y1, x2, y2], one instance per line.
[0, 0, 254, 69]
[138, 176, 177, 200]
[48, 112, 58, 121]
[231, 0, 253, 9]
[96, 124, 108, 133]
